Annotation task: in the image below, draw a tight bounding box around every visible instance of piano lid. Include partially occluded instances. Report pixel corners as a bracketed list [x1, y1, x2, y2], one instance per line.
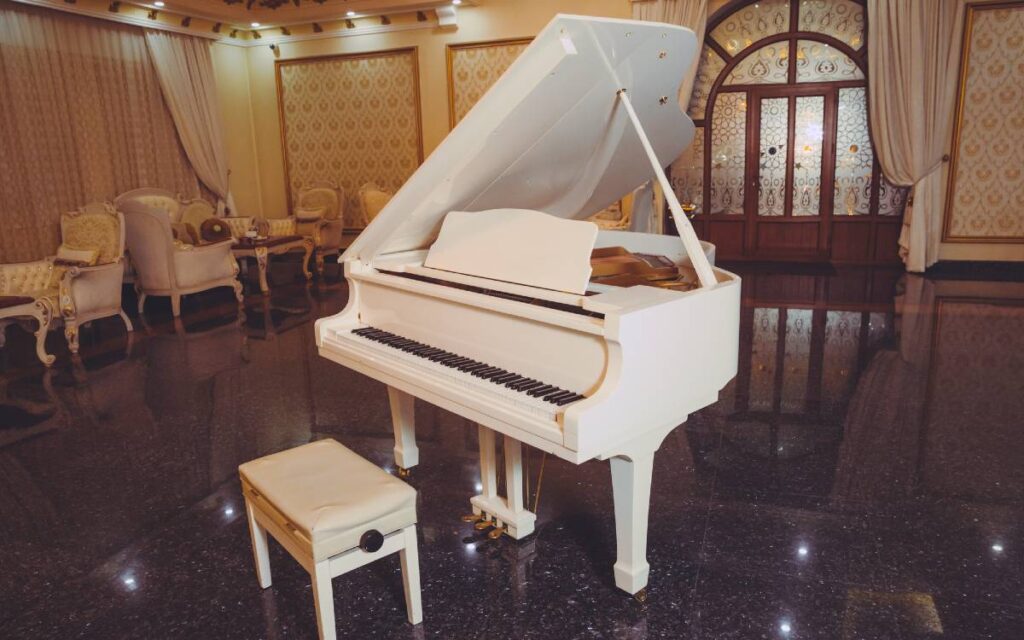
[346, 14, 698, 263]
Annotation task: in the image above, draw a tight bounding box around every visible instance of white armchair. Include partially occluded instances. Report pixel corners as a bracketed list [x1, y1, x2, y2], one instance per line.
[254, 183, 345, 275]
[120, 199, 242, 318]
[296, 182, 344, 275]
[0, 202, 132, 358]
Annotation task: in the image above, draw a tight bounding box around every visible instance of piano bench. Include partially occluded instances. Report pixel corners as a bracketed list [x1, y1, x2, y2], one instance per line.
[238, 438, 422, 639]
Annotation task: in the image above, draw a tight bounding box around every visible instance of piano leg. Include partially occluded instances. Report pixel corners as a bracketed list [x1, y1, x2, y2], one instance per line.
[604, 424, 675, 597]
[610, 451, 654, 596]
[470, 426, 537, 539]
[387, 387, 419, 473]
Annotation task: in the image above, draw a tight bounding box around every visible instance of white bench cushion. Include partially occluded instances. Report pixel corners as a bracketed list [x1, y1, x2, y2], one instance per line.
[239, 439, 416, 561]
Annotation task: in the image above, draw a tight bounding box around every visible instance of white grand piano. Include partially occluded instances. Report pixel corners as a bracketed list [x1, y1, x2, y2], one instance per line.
[315, 14, 740, 599]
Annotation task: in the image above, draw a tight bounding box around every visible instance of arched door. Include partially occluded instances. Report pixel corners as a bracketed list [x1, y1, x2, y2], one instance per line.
[670, 0, 908, 263]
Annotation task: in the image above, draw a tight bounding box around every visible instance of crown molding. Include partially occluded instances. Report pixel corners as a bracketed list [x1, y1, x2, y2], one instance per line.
[7, 0, 226, 40]
[242, 19, 443, 47]
[6, 0, 451, 47]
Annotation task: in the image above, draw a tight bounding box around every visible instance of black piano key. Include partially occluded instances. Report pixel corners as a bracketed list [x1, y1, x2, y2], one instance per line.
[528, 385, 557, 397]
[557, 394, 585, 405]
[482, 369, 509, 380]
[461, 362, 487, 372]
[473, 367, 500, 378]
[501, 375, 526, 386]
[493, 373, 519, 384]
[514, 380, 542, 391]
[417, 347, 443, 357]
[544, 389, 572, 402]
[443, 356, 469, 366]
[426, 350, 450, 360]
[352, 327, 374, 335]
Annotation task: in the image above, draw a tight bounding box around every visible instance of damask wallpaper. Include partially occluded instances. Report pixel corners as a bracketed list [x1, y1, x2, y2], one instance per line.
[276, 49, 422, 229]
[944, 4, 1024, 242]
[447, 39, 531, 126]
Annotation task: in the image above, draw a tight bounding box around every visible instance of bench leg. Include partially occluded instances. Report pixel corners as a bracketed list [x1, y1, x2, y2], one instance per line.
[244, 499, 272, 589]
[399, 525, 423, 625]
[311, 559, 336, 640]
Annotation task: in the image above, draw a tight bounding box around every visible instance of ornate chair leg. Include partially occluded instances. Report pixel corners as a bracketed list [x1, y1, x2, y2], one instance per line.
[119, 310, 134, 333]
[33, 302, 56, 366]
[64, 320, 80, 355]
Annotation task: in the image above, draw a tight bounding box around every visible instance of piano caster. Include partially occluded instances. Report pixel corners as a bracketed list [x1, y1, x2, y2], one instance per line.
[632, 588, 648, 604]
[487, 526, 505, 540]
[461, 513, 485, 523]
[397, 467, 412, 479]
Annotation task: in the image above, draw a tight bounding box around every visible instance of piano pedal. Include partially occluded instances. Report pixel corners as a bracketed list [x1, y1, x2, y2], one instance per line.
[487, 526, 505, 540]
[632, 588, 648, 604]
[461, 513, 485, 523]
[473, 519, 494, 531]
[396, 467, 411, 479]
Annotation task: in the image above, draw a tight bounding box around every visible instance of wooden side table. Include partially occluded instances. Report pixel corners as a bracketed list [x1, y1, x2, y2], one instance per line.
[231, 235, 313, 295]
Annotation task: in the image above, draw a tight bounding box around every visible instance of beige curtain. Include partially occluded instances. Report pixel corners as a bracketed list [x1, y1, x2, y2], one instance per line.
[867, 0, 965, 272]
[0, 1, 199, 263]
[630, 0, 709, 234]
[144, 30, 234, 214]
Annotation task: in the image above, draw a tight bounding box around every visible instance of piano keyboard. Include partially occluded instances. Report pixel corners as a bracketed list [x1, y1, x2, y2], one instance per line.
[348, 327, 586, 419]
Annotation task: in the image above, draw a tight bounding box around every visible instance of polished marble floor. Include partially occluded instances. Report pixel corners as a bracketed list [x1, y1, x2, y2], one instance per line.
[1, 261, 1022, 639]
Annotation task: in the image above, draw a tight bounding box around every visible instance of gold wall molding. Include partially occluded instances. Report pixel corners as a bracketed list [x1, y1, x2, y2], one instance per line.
[275, 47, 423, 229]
[446, 37, 532, 128]
[943, 1, 1024, 243]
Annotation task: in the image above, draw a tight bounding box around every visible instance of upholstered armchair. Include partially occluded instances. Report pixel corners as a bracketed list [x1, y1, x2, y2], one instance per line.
[295, 182, 344, 274]
[588, 201, 632, 230]
[253, 183, 345, 275]
[0, 202, 132, 359]
[358, 182, 393, 226]
[120, 199, 242, 318]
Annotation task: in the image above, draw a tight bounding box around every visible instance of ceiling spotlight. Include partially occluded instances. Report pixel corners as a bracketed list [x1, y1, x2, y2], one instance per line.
[154, 1, 164, 6]
[251, 22, 261, 28]
[346, 10, 356, 17]
[452, 0, 462, 4]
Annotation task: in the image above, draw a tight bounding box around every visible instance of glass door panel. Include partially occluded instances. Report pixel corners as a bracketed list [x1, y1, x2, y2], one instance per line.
[834, 87, 873, 216]
[710, 92, 747, 215]
[792, 95, 825, 217]
[758, 97, 788, 217]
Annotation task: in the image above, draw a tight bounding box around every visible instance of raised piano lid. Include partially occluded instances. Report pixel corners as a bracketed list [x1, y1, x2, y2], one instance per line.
[344, 14, 697, 264]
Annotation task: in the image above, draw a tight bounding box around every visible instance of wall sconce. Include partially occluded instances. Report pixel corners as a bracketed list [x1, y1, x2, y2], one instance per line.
[230, 29, 238, 38]
[147, 9, 158, 19]
[280, 27, 291, 36]
[213, 22, 222, 33]
[312, 22, 323, 33]
[251, 30, 262, 39]
[381, 15, 391, 25]
[108, 1, 121, 12]
[416, 11, 427, 22]
[345, 19, 355, 29]
[181, 17, 192, 27]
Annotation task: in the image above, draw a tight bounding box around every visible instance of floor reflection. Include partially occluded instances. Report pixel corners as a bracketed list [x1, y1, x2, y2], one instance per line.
[0, 264, 1021, 639]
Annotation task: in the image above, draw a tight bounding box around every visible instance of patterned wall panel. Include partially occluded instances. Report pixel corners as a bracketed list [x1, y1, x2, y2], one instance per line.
[944, 4, 1024, 242]
[447, 39, 532, 127]
[276, 49, 422, 229]
[710, 0, 790, 55]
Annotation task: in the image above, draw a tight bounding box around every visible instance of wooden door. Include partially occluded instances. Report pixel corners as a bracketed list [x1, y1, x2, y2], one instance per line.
[744, 86, 835, 260]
